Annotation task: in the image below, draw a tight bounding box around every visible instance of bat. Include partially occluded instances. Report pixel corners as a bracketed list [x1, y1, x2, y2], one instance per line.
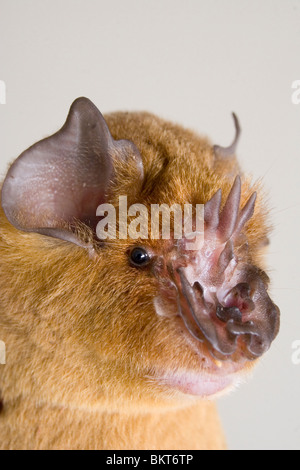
[0, 98, 280, 449]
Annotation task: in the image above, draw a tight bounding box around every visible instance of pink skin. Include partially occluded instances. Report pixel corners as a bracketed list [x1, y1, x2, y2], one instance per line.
[156, 371, 237, 397]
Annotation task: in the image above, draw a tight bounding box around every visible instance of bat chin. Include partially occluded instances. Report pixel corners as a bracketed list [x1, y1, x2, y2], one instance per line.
[154, 369, 245, 398]
[148, 334, 256, 399]
[149, 360, 252, 398]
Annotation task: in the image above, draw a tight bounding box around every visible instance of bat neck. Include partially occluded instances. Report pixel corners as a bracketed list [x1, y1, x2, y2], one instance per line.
[1, 396, 226, 449]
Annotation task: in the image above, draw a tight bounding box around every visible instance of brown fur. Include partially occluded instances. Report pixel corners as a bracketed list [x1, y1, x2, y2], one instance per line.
[0, 110, 270, 450]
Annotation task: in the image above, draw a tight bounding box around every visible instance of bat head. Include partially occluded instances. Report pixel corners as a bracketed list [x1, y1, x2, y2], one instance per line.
[1, 98, 280, 408]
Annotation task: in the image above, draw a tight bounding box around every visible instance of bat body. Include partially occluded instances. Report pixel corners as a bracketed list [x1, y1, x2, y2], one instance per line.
[0, 99, 279, 450]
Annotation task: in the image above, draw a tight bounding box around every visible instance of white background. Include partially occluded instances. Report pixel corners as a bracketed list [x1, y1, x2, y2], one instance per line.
[0, 0, 299, 450]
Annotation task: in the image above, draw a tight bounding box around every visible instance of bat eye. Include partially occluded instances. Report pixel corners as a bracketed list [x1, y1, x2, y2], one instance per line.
[129, 247, 151, 267]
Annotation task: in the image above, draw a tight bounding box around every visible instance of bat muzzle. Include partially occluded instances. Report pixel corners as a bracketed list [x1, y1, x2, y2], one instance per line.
[172, 265, 280, 361]
[153, 177, 280, 363]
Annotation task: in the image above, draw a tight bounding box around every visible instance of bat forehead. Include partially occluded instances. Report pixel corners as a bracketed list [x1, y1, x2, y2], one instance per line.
[105, 112, 247, 208]
[105, 111, 214, 189]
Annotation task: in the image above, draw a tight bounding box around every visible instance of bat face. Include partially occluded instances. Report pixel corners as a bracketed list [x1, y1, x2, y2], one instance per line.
[126, 182, 279, 397]
[0, 98, 280, 408]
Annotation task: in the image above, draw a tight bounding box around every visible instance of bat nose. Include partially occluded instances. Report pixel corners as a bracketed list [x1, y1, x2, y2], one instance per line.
[217, 303, 279, 358]
[175, 269, 280, 361]
[216, 305, 242, 323]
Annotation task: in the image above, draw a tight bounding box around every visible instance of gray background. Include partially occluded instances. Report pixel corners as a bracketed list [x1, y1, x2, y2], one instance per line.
[0, 0, 299, 450]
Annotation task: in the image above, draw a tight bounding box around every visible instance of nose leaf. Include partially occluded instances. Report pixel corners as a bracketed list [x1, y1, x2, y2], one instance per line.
[174, 178, 279, 360]
[154, 177, 280, 362]
[204, 175, 257, 244]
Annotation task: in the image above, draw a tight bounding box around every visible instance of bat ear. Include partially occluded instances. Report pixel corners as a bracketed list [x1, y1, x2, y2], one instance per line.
[213, 113, 241, 159]
[1, 97, 143, 248]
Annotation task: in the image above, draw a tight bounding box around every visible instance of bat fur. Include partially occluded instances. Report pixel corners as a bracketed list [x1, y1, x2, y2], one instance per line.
[0, 100, 279, 449]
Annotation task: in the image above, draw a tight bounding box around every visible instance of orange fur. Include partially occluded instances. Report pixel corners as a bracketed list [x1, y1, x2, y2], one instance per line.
[0, 110, 272, 449]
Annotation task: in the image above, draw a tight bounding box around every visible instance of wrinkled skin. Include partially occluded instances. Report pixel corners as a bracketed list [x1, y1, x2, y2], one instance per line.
[153, 176, 279, 366]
